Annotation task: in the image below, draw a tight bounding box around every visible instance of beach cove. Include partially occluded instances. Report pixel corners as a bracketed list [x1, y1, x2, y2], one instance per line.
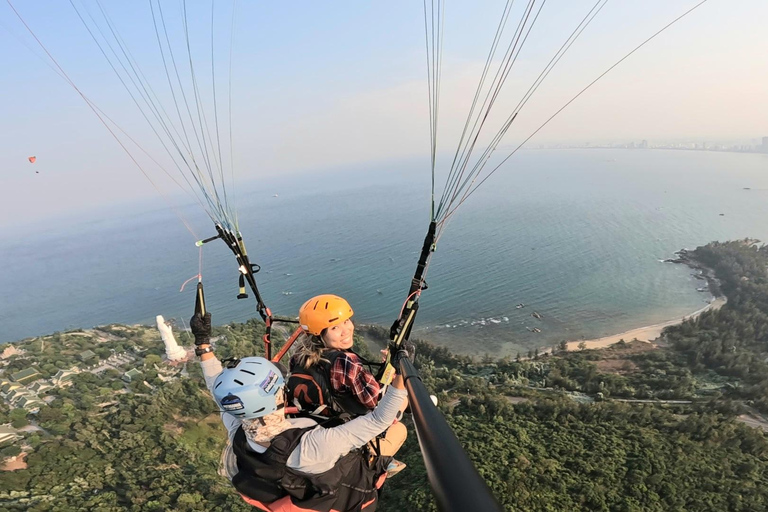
[562, 246, 729, 352]
[562, 296, 727, 352]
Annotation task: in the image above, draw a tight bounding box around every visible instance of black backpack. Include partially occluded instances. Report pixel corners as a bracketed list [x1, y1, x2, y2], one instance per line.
[232, 423, 391, 511]
[286, 350, 381, 420]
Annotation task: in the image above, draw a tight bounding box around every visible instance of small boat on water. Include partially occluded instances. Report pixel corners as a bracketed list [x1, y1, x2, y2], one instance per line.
[526, 326, 541, 333]
[531, 312, 543, 319]
[515, 303, 525, 309]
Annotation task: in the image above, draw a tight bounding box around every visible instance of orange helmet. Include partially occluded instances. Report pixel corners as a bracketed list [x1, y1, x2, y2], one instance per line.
[299, 294, 354, 336]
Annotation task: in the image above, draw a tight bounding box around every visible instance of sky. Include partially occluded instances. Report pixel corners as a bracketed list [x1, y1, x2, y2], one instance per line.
[1, 0, 767, 227]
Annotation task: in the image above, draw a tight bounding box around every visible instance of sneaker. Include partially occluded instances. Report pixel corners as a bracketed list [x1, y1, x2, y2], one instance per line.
[386, 459, 407, 478]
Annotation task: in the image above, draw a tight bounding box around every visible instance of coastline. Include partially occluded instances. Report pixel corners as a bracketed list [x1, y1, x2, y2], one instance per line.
[560, 247, 727, 352]
[562, 296, 726, 352]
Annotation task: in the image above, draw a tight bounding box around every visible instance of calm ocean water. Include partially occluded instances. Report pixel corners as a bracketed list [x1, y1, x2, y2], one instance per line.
[3, 149, 768, 356]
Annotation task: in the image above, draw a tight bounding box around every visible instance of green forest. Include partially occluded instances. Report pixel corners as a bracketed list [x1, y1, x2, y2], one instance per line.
[2, 240, 768, 511]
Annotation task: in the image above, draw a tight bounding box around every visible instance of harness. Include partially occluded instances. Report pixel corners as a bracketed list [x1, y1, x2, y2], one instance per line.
[231, 425, 391, 512]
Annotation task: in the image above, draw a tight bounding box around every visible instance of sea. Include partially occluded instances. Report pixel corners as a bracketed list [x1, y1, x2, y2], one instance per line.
[2, 149, 768, 357]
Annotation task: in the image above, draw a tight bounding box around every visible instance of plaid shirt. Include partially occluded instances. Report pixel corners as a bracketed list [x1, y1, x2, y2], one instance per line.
[329, 351, 381, 410]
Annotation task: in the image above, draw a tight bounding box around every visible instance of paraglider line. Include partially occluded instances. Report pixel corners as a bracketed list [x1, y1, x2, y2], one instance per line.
[437, 0, 514, 217]
[442, 0, 544, 219]
[456, 0, 711, 212]
[179, 274, 201, 293]
[438, 0, 541, 218]
[440, 0, 606, 222]
[5, 0, 200, 240]
[69, 0, 211, 215]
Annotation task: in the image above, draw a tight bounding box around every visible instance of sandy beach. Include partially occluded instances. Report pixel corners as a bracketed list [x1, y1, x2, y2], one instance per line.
[563, 297, 727, 352]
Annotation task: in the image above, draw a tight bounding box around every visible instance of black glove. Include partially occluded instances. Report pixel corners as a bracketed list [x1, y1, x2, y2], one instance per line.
[389, 341, 415, 374]
[190, 312, 212, 346]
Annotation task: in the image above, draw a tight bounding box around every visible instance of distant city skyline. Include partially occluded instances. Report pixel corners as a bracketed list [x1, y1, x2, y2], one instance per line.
[529, 135, 768, 154]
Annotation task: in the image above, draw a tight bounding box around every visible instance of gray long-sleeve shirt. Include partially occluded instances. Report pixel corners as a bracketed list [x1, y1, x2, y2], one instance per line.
[201, 357, 407, 475]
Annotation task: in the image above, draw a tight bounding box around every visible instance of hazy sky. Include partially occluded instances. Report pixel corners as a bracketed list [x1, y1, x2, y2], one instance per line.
[1, 1, 767, 226]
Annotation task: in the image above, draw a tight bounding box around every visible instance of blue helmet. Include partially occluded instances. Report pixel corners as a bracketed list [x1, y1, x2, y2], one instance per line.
[212, 357, 285, 419]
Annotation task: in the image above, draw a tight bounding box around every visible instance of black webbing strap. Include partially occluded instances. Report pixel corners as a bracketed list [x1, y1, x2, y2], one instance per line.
[389, 221, 436, 344]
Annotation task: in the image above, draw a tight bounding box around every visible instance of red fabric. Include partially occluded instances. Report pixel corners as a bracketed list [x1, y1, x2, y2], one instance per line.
[240, 494, 318, 512]
[375, 472, 387, 489]
[329, 352, 381, 410]
[240, 492, 381, 512]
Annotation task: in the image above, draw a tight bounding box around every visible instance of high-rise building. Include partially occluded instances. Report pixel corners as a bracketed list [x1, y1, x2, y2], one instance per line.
[156, 315, 187, 361]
